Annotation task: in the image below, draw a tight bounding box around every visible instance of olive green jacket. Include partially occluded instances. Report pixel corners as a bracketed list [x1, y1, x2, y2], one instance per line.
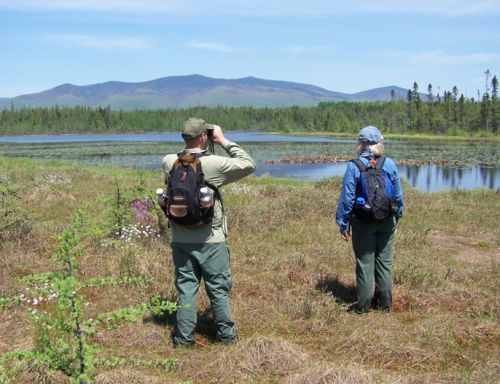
[162, 140, 256, 243]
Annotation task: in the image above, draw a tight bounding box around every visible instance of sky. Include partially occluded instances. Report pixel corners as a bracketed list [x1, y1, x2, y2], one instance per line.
[0, 0, 499, 99]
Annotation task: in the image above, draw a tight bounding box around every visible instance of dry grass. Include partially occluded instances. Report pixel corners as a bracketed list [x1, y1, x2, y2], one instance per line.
[195, 336, 309, 383]
[284, 364, 382, 384]
[0, 158, 499, 383]
[94, 368, 182, 384]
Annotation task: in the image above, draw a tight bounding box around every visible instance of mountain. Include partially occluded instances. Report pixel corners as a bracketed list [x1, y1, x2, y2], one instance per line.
[350, 86, 409, 101]
[0, 75, 410, 110]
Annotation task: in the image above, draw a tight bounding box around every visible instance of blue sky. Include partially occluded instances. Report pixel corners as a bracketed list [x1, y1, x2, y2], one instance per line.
[0, 0, 499, 98]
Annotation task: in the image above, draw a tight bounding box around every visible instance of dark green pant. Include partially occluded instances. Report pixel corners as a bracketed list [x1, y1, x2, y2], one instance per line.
[171, 241, 234, 345]
[351, 216, 396, 312]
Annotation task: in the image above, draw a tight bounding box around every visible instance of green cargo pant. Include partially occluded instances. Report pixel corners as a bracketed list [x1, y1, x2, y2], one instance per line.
[351, 216, 397, 312]
[171, 241, 235, 346]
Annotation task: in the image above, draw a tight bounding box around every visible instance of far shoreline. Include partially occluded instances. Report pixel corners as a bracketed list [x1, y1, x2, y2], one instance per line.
[0, 130, 499, 143]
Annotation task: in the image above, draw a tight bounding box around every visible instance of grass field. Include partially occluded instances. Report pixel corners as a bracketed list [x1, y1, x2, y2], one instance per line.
[0, 157, 498, 383]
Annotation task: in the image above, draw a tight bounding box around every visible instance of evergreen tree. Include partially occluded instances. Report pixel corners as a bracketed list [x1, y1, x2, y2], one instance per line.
[458, 94, 466, 132]
[412, 82, 422, 131]
[452, 86, 459, 126]
[427, 83, 434, 132]
[0, 86, 498, 135]
[480, 93, 490, 132]
[443, 91, 453, 133]
[406, 89, 414, 130]
[427, 83, 433, 103]
[491, 75, 498, 133]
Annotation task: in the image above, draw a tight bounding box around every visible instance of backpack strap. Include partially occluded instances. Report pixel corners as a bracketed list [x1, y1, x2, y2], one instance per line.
[351, 158, 367, 172]
[375, 155, 386, 170]
[174, 152, 202, 172]
[205, 181, 223, 209]
[350, 158, 367, 199]
[352, 156, 386, 171]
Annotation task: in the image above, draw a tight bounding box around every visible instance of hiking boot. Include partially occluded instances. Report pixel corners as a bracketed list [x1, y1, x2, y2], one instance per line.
[216, 336, 236, 345]
[172, 335, 195, 349]
[350, 305, 369, 314]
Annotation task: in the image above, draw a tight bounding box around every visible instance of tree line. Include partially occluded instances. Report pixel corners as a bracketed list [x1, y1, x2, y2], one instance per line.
[1, 78, 498, 136]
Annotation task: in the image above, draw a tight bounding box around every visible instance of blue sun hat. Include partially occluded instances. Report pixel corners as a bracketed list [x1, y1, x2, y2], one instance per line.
[357, 125, 384, 144]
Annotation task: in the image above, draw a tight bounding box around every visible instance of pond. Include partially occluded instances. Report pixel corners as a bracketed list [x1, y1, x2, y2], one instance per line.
[0, 132, 498, 192]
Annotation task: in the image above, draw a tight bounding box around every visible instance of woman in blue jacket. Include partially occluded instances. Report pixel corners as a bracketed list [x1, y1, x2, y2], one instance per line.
[336, 126, 404, 313]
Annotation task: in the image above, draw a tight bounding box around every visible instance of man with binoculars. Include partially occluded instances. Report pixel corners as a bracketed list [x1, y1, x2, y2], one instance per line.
[162, 117, 256, 347]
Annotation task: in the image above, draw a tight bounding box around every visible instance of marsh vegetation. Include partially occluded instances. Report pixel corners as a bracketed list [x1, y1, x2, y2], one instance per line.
[0, 157, 498, 383]
[0, 136, 498, 192]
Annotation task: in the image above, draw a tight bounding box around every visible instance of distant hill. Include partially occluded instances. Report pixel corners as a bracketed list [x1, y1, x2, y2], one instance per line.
[0, 75, 410, 110]
[350, 86, 409, 101]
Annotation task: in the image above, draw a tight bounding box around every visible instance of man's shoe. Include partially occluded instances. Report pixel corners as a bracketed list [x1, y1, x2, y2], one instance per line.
[353, 306, 369, 314]
[172, 336, 195, 349]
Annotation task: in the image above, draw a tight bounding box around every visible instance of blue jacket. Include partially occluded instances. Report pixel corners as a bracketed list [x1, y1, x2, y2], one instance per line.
[335, 155, 404, 233]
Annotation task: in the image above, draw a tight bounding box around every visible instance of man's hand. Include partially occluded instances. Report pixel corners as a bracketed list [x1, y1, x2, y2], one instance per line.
[210, 125, 226, 145]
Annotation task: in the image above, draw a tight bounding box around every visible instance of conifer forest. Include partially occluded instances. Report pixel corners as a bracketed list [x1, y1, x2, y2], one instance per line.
[1, 80, 498, 137]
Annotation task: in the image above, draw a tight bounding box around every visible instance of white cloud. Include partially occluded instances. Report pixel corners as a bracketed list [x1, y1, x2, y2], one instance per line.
[1, 0, 498, 16]
[48, 34, 154, 50]
[344, 0, 500, 16]
[187, 40, 251, 53]
[284, 45, 334, 54]
[0, 0, 179, 13]
[382, 49, 500, 65]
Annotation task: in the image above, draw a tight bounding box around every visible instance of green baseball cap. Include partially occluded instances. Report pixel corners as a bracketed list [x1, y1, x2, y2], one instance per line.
[181, 117, 214, 139]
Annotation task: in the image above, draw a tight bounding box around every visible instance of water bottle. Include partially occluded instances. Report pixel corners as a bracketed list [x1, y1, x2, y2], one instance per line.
[199, 186, 214, 208]
[355, 197, 365, 207]
[156, 188, 167, 207]
[355, 196, 371, 212]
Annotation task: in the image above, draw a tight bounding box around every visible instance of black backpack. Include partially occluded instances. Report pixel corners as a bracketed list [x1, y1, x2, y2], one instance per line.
[351, 156, 397, 222]
[165, 153, 215, 226]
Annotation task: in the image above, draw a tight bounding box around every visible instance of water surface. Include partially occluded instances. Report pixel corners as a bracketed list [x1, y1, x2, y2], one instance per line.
[1, 133, 498, 192]
[0, 132, 346, 144]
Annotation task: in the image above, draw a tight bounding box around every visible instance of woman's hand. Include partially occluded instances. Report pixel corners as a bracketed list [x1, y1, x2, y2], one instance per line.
[340, 231, 351, 242]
